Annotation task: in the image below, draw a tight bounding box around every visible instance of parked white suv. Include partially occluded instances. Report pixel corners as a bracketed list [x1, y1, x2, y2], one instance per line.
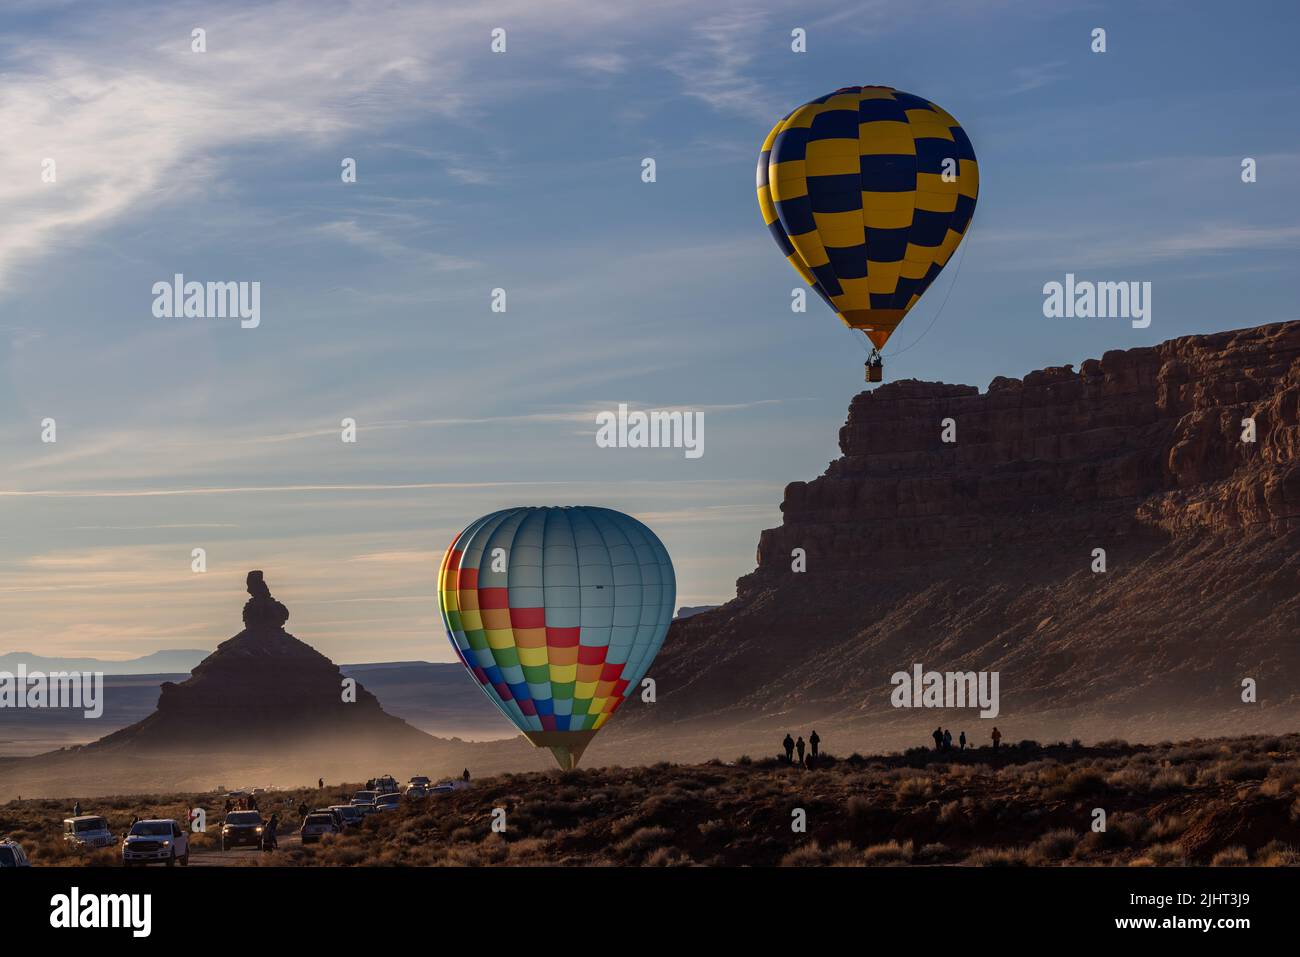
[123, 819, 189, 866]
[63, 815, 115, 849]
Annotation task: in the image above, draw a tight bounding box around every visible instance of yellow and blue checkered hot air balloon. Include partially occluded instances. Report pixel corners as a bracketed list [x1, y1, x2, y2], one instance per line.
[757, 86, 978, 379]
[438, 506, 675, 770]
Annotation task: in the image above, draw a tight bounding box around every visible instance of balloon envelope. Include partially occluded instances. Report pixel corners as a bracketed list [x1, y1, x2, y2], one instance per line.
[438, 506, 675, 769]
[757, 85, 978, 349]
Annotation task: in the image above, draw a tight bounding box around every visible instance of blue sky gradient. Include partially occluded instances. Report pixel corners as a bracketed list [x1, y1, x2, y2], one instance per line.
[1, 0, 1297, 661]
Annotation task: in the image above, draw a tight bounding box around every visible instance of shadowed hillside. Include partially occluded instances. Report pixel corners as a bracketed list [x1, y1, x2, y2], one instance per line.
[611, 322, 1300, 760]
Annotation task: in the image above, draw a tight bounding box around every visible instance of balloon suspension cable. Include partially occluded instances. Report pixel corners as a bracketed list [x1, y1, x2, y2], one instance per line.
[881, 228, 973, 360]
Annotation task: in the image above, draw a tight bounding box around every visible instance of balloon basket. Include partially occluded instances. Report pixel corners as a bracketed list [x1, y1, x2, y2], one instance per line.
[524, 729, 599, 771]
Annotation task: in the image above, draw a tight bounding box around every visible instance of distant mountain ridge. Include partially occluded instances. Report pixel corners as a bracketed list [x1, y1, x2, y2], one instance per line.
[675, 605, 720, 619]
[0, 650, 461, 677]
[0, 649, 209, 675]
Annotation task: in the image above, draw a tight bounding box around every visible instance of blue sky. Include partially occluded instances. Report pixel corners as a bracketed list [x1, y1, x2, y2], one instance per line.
[1, 0, 1297, 662]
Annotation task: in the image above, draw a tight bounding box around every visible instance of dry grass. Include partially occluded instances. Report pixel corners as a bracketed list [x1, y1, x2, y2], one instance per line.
[6, 734, 1300, 867]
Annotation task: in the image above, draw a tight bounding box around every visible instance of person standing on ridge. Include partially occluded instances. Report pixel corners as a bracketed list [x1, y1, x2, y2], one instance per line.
[992, 727, 1002, 750]
[73, 800, 81, 816]
[932, 727, 943, 751]
[462, 769, 471, 783]
[783, 733, 795, 763]
[959, 731, 967, 751]
[318, 777, 323, 790]
[796, 736, 806, 766]
[809, 730, 820, 758]
[943, 729, 952, 751]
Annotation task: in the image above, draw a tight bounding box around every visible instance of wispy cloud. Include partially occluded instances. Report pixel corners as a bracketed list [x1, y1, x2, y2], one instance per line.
[975, 222, 1300, 270]
[315, 219, 478, 271]
[0, 0, 693, 292]
[663, 12, 779, 120]
[569, 52, 630, 75]
[1005, 60, 1066, 95]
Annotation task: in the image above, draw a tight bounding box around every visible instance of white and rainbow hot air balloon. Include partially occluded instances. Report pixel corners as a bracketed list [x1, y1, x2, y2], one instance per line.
[438, 506, 675, 770]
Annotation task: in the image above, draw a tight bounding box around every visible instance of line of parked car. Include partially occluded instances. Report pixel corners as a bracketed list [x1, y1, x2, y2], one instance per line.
[37, 815, 193, 867]
[0, 774, 473, 867]
[313, 774, 465, 836]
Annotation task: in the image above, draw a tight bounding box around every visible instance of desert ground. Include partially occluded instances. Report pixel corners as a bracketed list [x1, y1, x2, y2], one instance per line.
[7, 732, 1298, 867]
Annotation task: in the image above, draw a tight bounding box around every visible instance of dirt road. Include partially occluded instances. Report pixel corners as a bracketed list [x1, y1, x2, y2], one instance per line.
[190, 831, 301, 866]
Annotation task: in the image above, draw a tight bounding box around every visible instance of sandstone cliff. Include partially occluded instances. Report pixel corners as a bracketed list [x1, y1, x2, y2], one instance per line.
[615, 322, 1300, 754]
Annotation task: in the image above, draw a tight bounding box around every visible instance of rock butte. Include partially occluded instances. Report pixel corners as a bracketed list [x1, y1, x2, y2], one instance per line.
[620, 321, 1300, 743]
[88, 571, 431, 752]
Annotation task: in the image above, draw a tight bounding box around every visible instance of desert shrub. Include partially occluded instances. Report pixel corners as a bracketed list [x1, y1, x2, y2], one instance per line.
[644, 846, 691, 867]
[1050, 768, 1107, 799]
[917, 842, 949, 863]
[963, 846, 1028, 866]
[895, 777, 932, 802]
[1106, 767, 1149, 792]
[1210, 846, 1249, 867]
[1260, 765, 1300, 796]
[780, 842, 827, 867]
[937, 800, 964, 825]
[823, 841, 863, 866]
[639, 792, 699, 820]
[505, 837, 549, 862]
[1168, 745, 1220, 765]
[862, 840, 912, 865]
[1200, 760, 1269, 784]
[613, 826, 671, 857]
[1028, 829, 1080, 863]
[1149, 768, 1188, 795]
[1006, 763, 1054, 790]
[314, 844, 366, 866]
[1148, 815, 1185, 840]
[846, 795, 872, 826]
[1142, 842, 1186, 866]
[1075, 813, 1150, 855]
[698, 819, 727, 838]
[1255, 842, 1300, 866]
[1112, 813, 1151, 844]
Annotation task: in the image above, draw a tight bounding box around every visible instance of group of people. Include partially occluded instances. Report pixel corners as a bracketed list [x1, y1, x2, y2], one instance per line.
[223, 793, 260, 812]
[782, 730, 821, 767]
[930, 726, 1003, 751]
